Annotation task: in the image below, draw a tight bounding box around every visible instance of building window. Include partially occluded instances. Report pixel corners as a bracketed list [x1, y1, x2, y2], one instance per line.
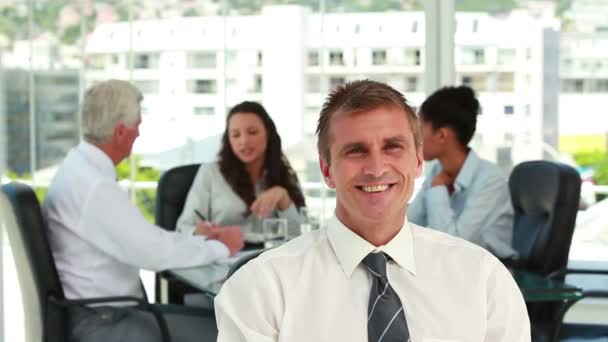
[460, 47, 485, 65]
[411, 21, 418, 33]
[329, 76, 346, 90]
[404, 48, 421, 66]
[256, 51, 263, 67]
[404, 76, 418, 92]
[188, 52, 216, 68]
[307, 75, 321, 93]
[193, 107, 215, 116]
[304, 106, 320, 135]
[592, 79, 608, 92]
[372, 49, 387, 66]
[188, 79, 217, 94]
[133, 80, 160, 94]
[308, 51, 319, 66]
[329, 50, 344, 66]
[504, 105, 514, 115]
[497, 48, 516, 65]
[251, 75, 263, 93]
[134, 53, 159, 69]
[461, 74, 487, 91]
[225, 50, 238, 66]
[497, 73, 514, 92]
[88, 54, 106, 70]
[472, 19, 479, 33]
[561, 79, 585, 93]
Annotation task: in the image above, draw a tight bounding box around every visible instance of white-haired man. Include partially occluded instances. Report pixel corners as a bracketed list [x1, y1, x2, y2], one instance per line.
[43, 80, 244, 342]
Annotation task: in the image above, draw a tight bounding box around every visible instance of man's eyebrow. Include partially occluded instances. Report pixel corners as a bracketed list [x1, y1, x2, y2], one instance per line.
[338, 142, 366, 155]
[385, 135, 410, 146]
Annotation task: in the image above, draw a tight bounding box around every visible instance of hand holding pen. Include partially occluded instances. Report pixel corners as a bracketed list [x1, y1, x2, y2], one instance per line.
[193, 210, 245, 255]
[194, 209, 221, 238]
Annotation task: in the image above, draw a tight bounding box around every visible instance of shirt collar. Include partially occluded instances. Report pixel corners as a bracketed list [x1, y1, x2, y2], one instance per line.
[454, 149, 480, 191]
[77, 140, 117, 181]
[327, 215, 416, 279]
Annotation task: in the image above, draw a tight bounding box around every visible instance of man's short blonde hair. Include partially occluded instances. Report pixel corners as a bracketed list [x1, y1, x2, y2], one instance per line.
[316, 80, 421, 162]
[81, 79, 143, 144]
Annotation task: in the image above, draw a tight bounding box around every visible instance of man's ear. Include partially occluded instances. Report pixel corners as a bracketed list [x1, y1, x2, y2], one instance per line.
[319, 157, 336, 189]
[415, 147, 423, 178]
[113, 122, 128, 143]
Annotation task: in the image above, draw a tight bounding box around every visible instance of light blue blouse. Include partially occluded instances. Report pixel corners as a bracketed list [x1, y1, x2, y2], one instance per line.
[408, 150, 517, 260]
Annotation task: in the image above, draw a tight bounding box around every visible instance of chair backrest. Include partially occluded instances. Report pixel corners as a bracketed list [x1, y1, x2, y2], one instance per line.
[1, 190, 43, 342]
[1, 182, 69, 342]
[155, 164, 201, 231]
[509, 160, 581, 277]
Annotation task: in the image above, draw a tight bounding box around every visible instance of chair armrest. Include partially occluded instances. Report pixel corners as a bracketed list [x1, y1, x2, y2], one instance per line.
[548, 268, 608, 279]
[580, 290, 608, 300]
[49, 295, 170, 342]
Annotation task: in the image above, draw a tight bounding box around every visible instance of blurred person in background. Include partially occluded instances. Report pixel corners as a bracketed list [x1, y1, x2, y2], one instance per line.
[43, 79, 244, 342]
[408, 85, 517, 262]
[176, 101, 306, 245]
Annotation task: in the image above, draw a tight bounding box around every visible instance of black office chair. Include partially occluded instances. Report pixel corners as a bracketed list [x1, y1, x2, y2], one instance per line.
[510, 160, 581, 278]
[155, 163, 202, 304]
[509, 161, 608, 342]
[1, 182, 170, 342]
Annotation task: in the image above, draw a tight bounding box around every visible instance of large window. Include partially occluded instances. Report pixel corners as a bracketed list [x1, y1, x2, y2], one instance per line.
[2, 1, 608, 336]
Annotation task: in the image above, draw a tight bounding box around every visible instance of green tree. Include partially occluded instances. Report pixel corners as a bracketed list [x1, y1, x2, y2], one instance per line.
[574, 150, 608, 201]
[456, 0, 517, 12]
[116, 157, 161, 222]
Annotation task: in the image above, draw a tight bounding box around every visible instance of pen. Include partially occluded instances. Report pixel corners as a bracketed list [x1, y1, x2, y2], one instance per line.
[194, 209, 207, 222]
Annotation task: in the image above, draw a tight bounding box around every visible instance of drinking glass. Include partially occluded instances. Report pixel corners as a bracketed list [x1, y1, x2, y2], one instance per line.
[263, 218, 287, 248]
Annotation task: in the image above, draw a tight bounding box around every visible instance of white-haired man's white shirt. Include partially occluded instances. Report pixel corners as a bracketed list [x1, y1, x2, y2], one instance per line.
[43, 141, 229, 300]
[215, 216, 530, 342]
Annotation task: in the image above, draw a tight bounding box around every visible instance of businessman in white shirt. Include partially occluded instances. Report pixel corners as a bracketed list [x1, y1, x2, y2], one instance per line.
[215, 80, 531, 342]
[43, 79, 244, 342]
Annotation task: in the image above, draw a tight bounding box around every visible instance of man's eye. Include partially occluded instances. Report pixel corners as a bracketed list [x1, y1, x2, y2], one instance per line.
[385, 143, 403, 151]
[347, 148, 365, 155]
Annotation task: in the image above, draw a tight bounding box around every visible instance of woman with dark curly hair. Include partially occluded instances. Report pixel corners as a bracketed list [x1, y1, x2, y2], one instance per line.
[176, 101, 306, 244]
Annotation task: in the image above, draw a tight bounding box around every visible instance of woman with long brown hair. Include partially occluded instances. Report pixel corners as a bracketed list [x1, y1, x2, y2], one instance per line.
[176, 101, 306, 243]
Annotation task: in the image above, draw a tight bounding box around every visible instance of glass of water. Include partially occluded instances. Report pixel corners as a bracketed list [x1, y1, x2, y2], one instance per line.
[298, 208, 312, 235]
[263, 218, 287, 248]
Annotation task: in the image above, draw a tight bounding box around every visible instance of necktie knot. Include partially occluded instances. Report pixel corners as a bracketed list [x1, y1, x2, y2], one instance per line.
[363, 252, 388, 278]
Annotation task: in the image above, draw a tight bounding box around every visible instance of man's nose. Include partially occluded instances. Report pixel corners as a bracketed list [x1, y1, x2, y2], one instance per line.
[363, 151, 387, 178]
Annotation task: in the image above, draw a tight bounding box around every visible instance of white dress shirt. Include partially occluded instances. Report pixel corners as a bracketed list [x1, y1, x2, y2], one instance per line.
[215, 215, 530, 342]
[43, 141, 229, 300]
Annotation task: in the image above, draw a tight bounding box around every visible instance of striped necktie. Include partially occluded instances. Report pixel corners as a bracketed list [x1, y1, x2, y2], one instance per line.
[363, 252, 410, 342]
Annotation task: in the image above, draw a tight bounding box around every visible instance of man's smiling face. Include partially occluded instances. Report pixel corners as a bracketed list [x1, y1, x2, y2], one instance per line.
[320, 105, 423, 230]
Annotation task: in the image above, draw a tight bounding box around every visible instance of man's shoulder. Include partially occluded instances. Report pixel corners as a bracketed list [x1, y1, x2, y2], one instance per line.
[45, 151, 113, 207]
[258, 229, 328, 264]
[410, 222, 498, 261]
[231, 229, 330, 279]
